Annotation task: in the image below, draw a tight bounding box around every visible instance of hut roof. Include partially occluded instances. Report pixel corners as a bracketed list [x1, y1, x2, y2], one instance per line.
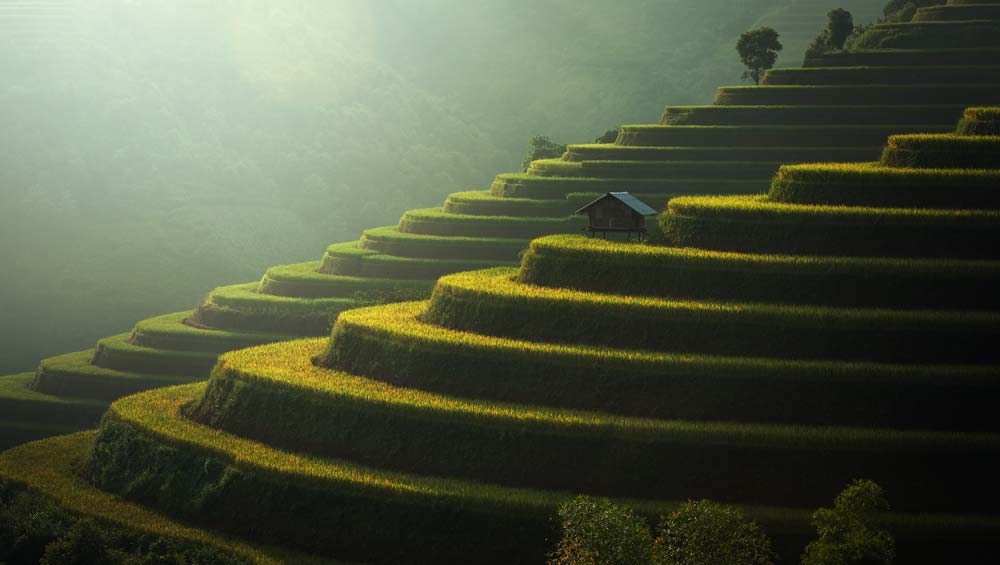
[575, 192, 658, 216]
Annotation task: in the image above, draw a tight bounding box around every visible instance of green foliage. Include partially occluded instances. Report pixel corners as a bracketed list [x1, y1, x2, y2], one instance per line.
[522, 136, 569, 172]
[736, 27, 782, 85]
[827, 9, 855, 49]
[40, 520, 114, 565]
[652, 500, 775, 565]
[548, 496, 652, 565]
[801, 480, 896, 565]
[0, 479, 253, 565]
[803, 9, 855, 61]
[883, 0, 945, 22]
[594, 129, 620, 144]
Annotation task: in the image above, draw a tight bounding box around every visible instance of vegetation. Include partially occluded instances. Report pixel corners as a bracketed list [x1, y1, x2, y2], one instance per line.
[522, 136, 568, 172]
[805, 9, 857, 60]
[548, 496, 652, 565]
[801, 480, 896, 565]
[653, 500, 775, 565]
[0, 436, 326, 564]
[736, 27, 783, 85]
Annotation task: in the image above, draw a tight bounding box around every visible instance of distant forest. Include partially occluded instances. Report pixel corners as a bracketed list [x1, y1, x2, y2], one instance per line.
[0, 0, 784, 373]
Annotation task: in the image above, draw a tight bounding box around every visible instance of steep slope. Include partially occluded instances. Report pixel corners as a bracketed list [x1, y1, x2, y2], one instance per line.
[3, 1, 1000, 451]
[21, 106, 997, 563]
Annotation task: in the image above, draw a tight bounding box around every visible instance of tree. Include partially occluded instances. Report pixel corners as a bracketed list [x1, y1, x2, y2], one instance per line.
[652, 500, 775, 565]
[594, 129, 619, 144]
[827, 9, 855, 50]
[801, 479, 896, 565]
[522, 135, 568, 172]
[548, 496, 653, 565]
[736, 27, 782, 85]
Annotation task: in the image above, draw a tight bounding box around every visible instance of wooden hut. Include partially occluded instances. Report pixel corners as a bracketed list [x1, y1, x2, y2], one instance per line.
[575, 192, 658, 241]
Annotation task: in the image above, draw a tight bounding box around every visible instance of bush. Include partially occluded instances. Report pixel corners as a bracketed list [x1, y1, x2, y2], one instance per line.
[548, 496, 652, 565]
[522, 136, 568, 172]
[0, 479, 250, 565]
[652, 500, 775, 565]
[801, 480, 896, 565]
[40, 520, 114, 565]
[594, 129, 619, 144]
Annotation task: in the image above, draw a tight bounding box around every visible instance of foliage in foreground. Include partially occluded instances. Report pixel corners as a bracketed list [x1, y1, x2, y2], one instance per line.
[548, 496, 653, 565]
[801, 480, 896, 565]
[549, 497, 774, 565]
[0, 479, 248, 565]
[552, 482, 894, 564]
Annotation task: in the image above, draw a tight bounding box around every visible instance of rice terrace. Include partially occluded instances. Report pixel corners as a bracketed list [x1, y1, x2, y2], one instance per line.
[2, 0, 1000, 563]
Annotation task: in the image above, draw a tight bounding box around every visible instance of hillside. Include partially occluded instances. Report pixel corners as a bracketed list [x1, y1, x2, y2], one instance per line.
[3, 0, 1000, 562]
[8, 103, 999, 562]
[0, 0, 797, 375]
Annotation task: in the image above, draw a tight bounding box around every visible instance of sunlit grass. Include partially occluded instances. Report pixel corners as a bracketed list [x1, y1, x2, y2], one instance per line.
[33, 349, 195, 400]
[668, 194, 1000, 222]
[258, 260, 433, 297]
[322, 300, 1000, 421]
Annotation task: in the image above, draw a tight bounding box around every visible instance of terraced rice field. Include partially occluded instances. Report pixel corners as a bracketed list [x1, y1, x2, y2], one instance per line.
[37, 107, 998, 562]
[3, 3, 1000, 562]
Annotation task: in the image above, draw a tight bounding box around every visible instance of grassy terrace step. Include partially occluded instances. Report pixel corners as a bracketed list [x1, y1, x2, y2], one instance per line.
[0, 432, 331, 565]
[526, 158, 781, 180]
[0, 373, 106, 449]
[397, 206, 582, 238]
[200, 339, 1000, 514]
[443, 190, 569, 217]
[257, 260, 433, 298]
[517, 235, 1000, 310]
[92, 379, 1000, 565]
[360, 225, 528, 261]
[769, 163, 1000, 208]
[491, 172, 765, 199]
[31, 349, 197, 401]
[662, 194, 1000, 259]
[319, 240, 516, 280]
[804, 47, 1000, 67]
[91, 383, 614, 564]
[852, 21, 1000, 49]
[324, 301, 1000, 430]
[129, 311, 288, 353]
[0, 373, 106, 428]
[659, 104, 966, 126]
[564, 143, 880, 163]
[615, 124, 944, 148]
[957, 106, 1000, 135]
[913, 4, 1000, 21]
[762, 65, 1000, 85]
[713, 84, 1000, 106]
[191, 282, 357, 335]
[0, 420, 83, 452]
[880, 134, 1000, 169]
[420, 269, 1000, 365]
[92, 332, 218, 376]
